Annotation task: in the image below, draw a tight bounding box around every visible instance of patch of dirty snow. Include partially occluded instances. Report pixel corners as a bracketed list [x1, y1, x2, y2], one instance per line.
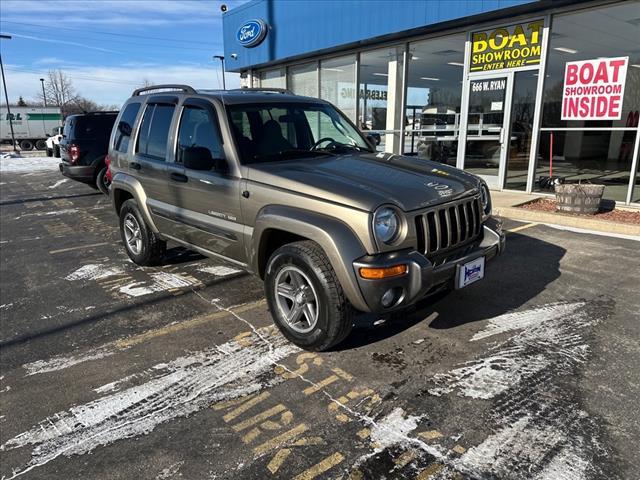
[119, 272, 195, 297]
[23, 347, 115, 376]
[197, 265, 242, 276]
[65, 264, 124, 281]
[48, 179, 68, 189]
[3, 329, 297, 479]
[0, 156, 61, 173]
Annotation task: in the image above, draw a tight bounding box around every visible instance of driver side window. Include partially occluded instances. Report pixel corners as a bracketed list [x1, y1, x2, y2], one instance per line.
[176, 106, 223, 165]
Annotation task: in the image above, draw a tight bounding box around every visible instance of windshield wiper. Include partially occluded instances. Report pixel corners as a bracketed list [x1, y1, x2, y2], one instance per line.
[253, 149, 334, 162]
[317, 142, 364, 154]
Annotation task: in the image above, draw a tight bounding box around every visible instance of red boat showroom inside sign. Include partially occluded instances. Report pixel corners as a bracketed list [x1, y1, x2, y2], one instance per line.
[562, 56, 629, 121]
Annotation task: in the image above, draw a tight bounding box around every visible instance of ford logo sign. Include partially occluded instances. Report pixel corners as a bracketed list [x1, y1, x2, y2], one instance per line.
[236, 19, 268, 48]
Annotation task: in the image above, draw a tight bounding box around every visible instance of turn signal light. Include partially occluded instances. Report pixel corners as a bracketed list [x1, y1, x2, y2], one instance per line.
[359, 264, 408, 280]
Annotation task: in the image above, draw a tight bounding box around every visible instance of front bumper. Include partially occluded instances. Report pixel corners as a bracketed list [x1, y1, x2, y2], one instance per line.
[59, 162, 94, 184]
[353, 217, 505, 313]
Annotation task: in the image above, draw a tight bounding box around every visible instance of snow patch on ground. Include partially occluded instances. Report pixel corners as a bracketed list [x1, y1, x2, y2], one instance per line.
[197, 265, 242, 276]
[48, 179, 68, 189]
[370, 407, 422, 448]
[430, 301, 610, 479]
[429, 302, 590, 399]
[23, 347, 115, 376]
[65, 264, 124, 282]
[0, 156, 61, 173]
[119, 272, 196, 297]
[4, 329, 297, 479]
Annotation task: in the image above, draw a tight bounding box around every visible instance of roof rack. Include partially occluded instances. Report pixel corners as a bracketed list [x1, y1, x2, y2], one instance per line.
[230, 87, 293, 94]
[84, 111, 119, 115]
[132, 84, 197, 96]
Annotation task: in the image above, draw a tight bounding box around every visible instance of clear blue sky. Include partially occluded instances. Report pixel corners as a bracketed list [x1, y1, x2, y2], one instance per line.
[0, 0, 247, 107]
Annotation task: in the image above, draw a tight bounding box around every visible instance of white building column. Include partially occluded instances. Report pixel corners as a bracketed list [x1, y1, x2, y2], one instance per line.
[385, 47, 405, 154]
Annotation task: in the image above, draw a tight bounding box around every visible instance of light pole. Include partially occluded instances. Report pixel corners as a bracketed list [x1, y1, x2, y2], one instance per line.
[0, 34, 17, 152]
[213, 55, 226, 90]
[40, 78, 47, 107]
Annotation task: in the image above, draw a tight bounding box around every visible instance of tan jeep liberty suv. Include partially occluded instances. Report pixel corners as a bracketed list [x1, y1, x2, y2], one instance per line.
[108, 85, 505, 351]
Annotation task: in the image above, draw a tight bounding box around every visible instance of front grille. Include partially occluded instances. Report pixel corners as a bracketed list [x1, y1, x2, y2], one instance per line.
[415, 195, 482, 256]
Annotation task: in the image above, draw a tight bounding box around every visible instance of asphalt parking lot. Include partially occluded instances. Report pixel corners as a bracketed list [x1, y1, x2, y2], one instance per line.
[1, 160, 639, 480]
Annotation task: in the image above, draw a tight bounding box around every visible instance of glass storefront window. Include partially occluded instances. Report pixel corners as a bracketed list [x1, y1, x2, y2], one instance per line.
[320, 55, 356, 122]
[536, 1, 640, 202]
[287, 63, 318, 97]
[505, 71, 538, 190]
[404, 33, 466, 165]
[259, 68, 286, 89]
[359, 46, 404, 152]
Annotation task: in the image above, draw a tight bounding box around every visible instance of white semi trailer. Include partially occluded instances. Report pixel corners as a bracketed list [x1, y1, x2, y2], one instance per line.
[0, 106, 63, 151]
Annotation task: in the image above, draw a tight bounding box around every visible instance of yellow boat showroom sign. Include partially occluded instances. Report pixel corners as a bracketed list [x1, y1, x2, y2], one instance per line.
[471, 20, 544, 71]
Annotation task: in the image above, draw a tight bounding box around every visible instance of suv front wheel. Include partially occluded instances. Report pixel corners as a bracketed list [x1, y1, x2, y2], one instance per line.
[265, 241, 353, 351]
[119, 199, 166, 266]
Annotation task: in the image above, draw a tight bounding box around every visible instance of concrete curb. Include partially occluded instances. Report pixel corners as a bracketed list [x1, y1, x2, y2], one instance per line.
[493, 206, 640, 237]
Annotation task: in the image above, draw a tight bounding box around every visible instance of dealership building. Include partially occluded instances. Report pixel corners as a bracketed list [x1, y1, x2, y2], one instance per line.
[222, 0, 640, 205]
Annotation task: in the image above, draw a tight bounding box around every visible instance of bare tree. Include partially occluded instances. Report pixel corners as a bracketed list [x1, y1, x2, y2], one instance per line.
[140, 77, 153, 88]
[36, 70, 77, 115]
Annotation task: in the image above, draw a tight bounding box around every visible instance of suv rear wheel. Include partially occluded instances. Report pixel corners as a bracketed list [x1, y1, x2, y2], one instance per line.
[119, 199, 166, 265]
[265, 241, 353, 351]
[96, 165, 110, 195]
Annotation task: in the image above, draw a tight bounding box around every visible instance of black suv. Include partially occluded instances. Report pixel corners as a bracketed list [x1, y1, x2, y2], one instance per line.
[59, 111, 118, 194]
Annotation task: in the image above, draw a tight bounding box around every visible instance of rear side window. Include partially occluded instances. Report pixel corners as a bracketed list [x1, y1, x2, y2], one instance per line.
[136, 104, 175, 160]
[114, 103, 141, 153]
[66, 115, 117, 139]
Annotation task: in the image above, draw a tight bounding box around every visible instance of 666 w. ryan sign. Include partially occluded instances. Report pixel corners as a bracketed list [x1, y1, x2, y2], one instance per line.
[561, 56, 629, 120]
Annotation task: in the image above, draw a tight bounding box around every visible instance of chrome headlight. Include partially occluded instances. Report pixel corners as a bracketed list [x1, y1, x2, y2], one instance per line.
[373, 206, 400, 244]
[480, 183, 491, 217]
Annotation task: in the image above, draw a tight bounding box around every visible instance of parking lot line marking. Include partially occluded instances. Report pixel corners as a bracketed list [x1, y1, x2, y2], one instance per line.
[418, 430, 443, 441]
[221, 391, 270, 422]
[303, 374, 339, 395]
[253, 423, 309, 455]
[292, 452, 345, 480]
[267, 448, 292, 474]
[114, 299, 266, 349]
[394, 450, 417, 468]
[213, 392, 257, 411]
[506, 222, 537, 233]
[49, 242, 109, 254]
[231, 404, 287, 432]
[452, 445, 466, 454]
[415, 463, 444, 479]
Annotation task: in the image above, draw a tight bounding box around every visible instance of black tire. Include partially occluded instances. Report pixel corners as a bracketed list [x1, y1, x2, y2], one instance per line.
[96, 165, 110, 195]
[265, 240, 353, 351]
[54, 145, 61, 158]
[19, 139, 34, 151]
[46, 148, 53, 157]
[35, 139, 47, 150]
[119, 199, 166, 266]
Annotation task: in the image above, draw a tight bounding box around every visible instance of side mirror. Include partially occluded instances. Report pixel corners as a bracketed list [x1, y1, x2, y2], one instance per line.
[365, 133, 379, 148]
[183, 146, 227, 172]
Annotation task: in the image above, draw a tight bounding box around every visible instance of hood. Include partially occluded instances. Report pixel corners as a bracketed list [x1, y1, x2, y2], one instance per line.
[246, 152, 481, 212]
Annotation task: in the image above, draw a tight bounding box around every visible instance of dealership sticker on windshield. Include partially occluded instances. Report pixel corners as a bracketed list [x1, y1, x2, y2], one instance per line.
[457, 256, 485, 289]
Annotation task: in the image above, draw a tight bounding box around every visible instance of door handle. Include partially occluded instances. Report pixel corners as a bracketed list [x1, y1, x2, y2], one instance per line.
[170, 172, 188, 183]
[129, 162, 141, 170]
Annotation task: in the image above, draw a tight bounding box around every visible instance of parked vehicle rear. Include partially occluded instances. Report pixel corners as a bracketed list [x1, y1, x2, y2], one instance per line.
[59, 111, 118, 194]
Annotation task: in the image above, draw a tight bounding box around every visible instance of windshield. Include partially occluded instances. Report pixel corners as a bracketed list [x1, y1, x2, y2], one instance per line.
[227, 102, 373, 164]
